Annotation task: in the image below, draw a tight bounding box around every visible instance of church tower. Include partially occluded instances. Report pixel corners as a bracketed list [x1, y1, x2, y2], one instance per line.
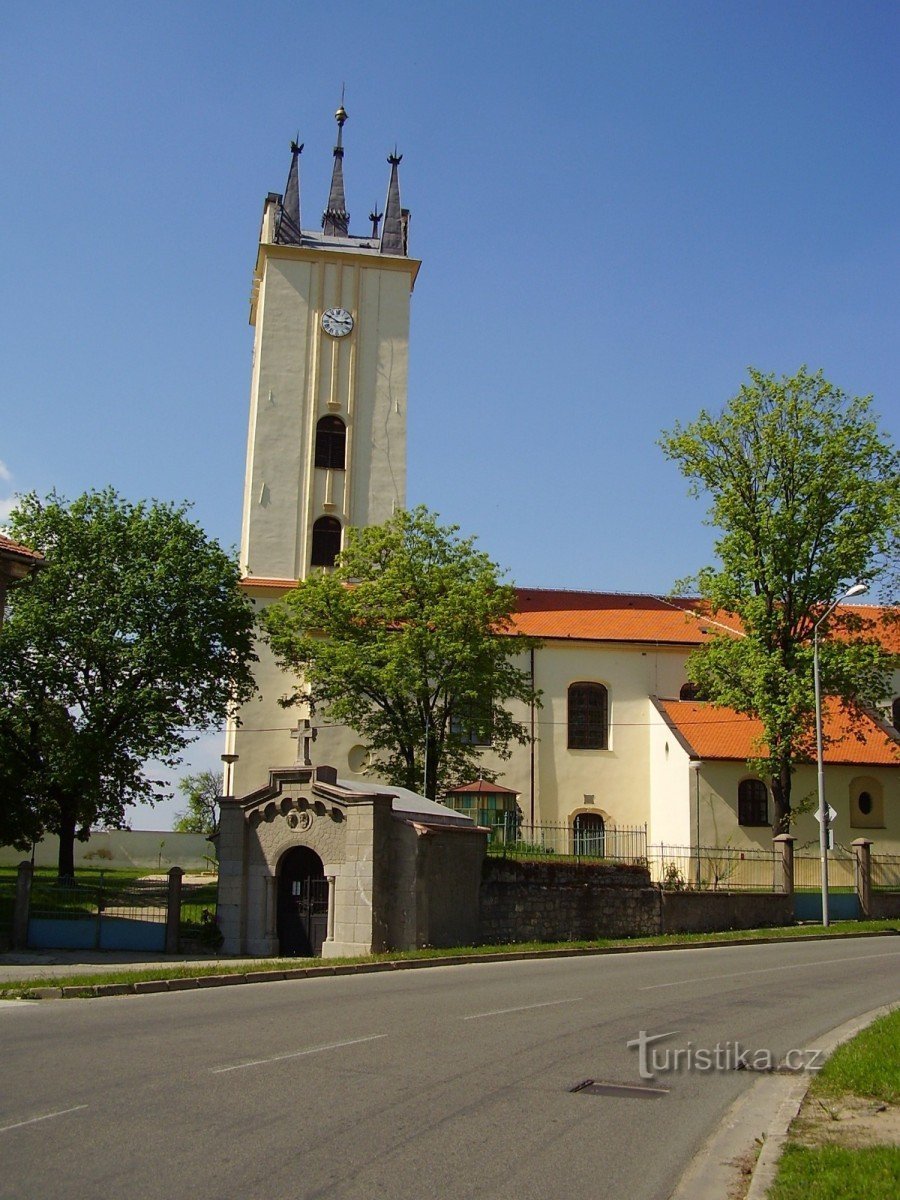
[227, 107, 421, 795]
[240, 106, 420, 582]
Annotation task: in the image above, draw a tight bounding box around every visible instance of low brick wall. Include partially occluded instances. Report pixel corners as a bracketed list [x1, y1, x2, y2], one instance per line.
[479, 858, 659, 943]
[661, 890, 793, 934]
[869, 892, 900, 920]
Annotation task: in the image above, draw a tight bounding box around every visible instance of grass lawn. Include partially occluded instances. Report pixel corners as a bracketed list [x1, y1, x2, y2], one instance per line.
[1, 919, 896, 998]
[769, 1007, 900, 1199]
[769, 1145, 900, 1200]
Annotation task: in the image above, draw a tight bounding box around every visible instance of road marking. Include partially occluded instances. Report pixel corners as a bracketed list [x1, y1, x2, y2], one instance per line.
[462, 997, 582, 1020]
[640, 950, 900, 991]
[0, 1000, 39, 1008]
[0, 1105, 88, 1134]
[211, 1034, 387, 1074]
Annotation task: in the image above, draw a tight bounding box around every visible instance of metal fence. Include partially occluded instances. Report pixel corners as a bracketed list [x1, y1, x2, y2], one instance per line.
[179, 879, 219, 944]
[793, 850, 856, 892]
[872, 854, 900, 891]
[27, 874, 172, 950]
[0, 881, 15, 944]
[648, 844, 779, 891]
[485, 821, 648, 864]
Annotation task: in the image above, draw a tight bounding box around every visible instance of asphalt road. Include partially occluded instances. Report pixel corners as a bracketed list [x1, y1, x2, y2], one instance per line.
[1, 937, 898, 1200]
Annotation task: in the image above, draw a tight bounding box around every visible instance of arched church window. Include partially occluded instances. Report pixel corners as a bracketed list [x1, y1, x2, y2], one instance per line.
[680, 682, 701, 701]
[314, 416, 346, 470]
[567, 683, 609, 750]
[311, 517, 342, 567]
[738, 779, 768, 827]
[892, 697, 900, 733]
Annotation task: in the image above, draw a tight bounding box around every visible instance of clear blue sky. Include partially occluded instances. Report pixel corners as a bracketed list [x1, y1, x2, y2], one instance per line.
[3, 1, 898, 827]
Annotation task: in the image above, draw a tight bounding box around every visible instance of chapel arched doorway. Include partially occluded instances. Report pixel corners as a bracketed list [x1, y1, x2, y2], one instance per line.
[277, 845, 328, 956]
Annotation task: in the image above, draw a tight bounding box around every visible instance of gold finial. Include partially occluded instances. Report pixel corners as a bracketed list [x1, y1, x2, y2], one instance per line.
[335, 105, 348, 125]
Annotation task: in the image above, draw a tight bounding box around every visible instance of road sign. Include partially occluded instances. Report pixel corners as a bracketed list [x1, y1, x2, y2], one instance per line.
[814, 804, 838, 827]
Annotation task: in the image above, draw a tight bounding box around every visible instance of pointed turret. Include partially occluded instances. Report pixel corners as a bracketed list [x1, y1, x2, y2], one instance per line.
[369, 205, 383, 239]
[322, 103, 350, 237]
[275, 139, 303, 244]
[379, 151, 406, 255]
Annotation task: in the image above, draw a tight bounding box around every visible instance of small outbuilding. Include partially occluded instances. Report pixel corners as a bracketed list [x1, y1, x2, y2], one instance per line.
[216, 765, 488, 957]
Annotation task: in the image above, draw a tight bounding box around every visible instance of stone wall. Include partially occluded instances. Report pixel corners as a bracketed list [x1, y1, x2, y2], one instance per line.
[0, 830, 214, 871]
[479, 858, 659, 943]
[660, 890, 793, 933]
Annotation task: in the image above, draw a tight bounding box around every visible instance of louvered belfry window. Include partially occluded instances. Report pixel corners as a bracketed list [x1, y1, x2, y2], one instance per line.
[314, 416, 347, 470]
[311, 516, 342, 567]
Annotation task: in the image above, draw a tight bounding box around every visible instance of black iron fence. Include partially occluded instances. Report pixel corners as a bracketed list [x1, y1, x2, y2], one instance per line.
[793, 850, 856, 893]
[871, 853, 900, 891]
[648, 844, 779, 891]
[486, 821, 648, 864]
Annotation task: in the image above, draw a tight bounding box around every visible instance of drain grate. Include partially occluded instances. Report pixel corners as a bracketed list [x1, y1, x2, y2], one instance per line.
[569, 1078, 669, 1099]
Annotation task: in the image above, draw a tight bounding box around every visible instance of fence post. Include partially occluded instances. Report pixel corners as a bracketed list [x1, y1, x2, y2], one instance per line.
[851, 839, 872, 920]
[12, 861, 33, 950]
[166, 867, 184, 953]
[773, 834, 795, 895]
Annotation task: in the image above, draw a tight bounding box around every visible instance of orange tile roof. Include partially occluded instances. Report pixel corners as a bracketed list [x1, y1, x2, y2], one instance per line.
[447, 779, 519, 795]
[241, 579, 899, 654]
[0, 533, 43, 563]
[510, 589, 741, 645]
[658, 699, 900, 766]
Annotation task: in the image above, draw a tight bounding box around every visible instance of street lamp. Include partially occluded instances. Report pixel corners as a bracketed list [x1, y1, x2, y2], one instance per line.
[813, 582, 867, 926]
[220, 753, 239, 799]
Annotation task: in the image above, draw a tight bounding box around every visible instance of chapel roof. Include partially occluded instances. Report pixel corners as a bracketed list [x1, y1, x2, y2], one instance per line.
[656, 698, 900, 766]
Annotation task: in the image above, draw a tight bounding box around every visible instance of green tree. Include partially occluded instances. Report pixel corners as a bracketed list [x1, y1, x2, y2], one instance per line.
[660, 367, 899, 832]
[262, 506, 539, 799]
[173, 770, 222, 834]
[0, 489, 257, 877]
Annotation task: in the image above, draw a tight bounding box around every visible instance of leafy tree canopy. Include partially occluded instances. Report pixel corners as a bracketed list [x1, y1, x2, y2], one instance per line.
[660, 367, 899, 832]
[0, 489, 257, 875]
[173, 770, 222, 835]
[262, 506, 540, 799]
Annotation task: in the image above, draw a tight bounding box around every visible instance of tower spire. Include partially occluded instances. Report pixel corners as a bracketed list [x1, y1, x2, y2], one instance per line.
[275, 137, 303, 244]
[379, 149, 406, 255]
[322, 100, 350, 237]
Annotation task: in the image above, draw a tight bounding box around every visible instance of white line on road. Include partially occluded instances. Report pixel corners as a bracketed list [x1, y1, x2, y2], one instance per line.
[462, 997, 583, 1020]
[211, 1034, 387, 1074]
[0, 1105, 88, 1135]
[640, 951, 900, 991]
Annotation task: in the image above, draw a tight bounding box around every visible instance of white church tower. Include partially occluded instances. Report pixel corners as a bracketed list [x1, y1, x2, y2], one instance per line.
[226, 106, 421, 796]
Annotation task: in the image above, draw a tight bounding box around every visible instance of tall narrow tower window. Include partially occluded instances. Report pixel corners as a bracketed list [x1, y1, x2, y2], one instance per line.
[314, 416, 347, 470]
[311, 517, 342, 567]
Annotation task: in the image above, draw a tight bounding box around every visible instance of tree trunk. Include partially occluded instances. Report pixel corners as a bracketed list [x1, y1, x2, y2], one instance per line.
[56, 802, 77, 882]
[770, 760, 793, 836]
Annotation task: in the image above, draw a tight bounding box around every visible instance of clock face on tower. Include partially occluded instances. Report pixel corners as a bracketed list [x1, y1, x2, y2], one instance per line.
[321, 307, 354, 337]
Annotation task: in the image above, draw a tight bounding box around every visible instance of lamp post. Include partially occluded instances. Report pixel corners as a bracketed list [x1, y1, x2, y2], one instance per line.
[689, 759, 703, 887]
[813, 582, 867, 926]
[220, 753, 239, 799]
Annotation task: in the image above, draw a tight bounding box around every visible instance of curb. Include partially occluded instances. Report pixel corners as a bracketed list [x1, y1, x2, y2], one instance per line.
[5, 928, 896, 1000]
[669, 1001, 899, 1200]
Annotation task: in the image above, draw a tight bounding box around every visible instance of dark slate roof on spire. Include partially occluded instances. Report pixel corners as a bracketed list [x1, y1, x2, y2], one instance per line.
[322, 104, 350, 237]
[379, 152, 405, 255]
[275, 140, 303, 245]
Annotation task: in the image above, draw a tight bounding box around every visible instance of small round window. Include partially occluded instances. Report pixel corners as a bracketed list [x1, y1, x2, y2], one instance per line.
[857, 791, 873, 816]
